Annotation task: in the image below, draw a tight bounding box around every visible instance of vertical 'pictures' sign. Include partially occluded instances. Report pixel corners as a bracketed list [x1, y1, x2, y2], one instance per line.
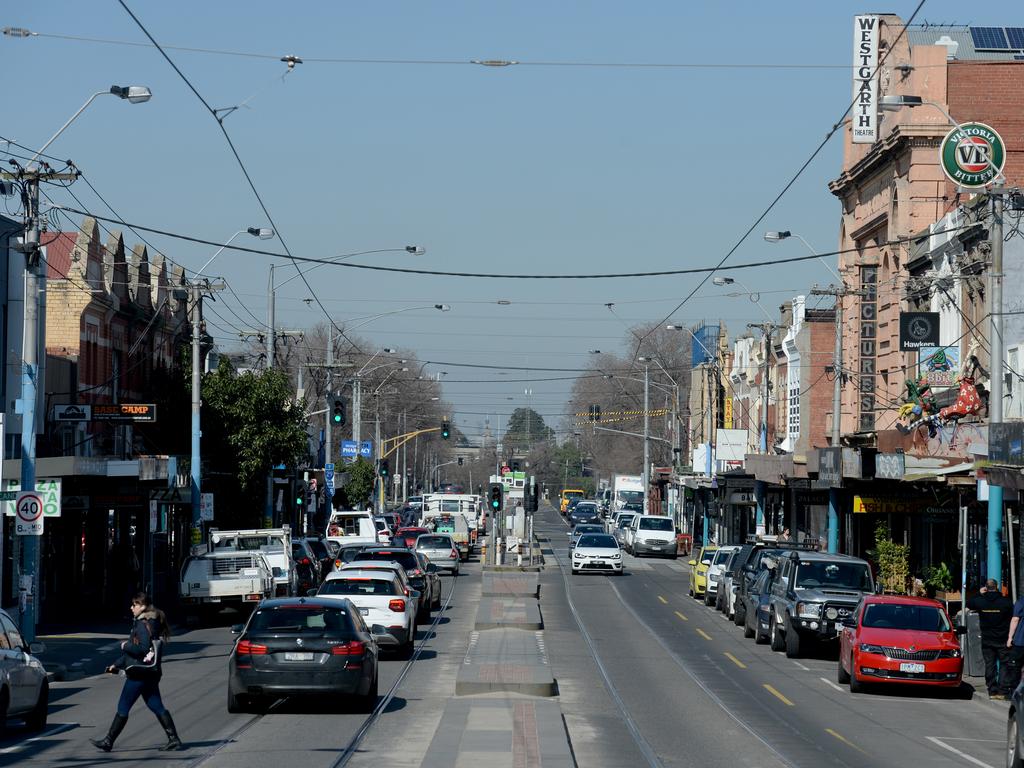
[859, 266, 878, 431]
[852, 15, 880, 144]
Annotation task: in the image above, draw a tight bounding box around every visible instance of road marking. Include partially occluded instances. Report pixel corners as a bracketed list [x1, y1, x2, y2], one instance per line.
[696, 628, 712, 641]
[99, 641, 121, 652]
[791, 660, 810, 671]
[819, 676, 845, 693]
[657, 595, 668, 604]
[826, 728, 866, 754]
[763, 684, 794, 706]
[0, 723, 76, 754]
[674, 610, 688, 622]
[724, 652, 746, 669]
[925, 736, 997, 768]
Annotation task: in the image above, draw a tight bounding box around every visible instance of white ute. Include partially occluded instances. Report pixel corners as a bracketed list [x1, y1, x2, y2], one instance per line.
[179, 548, 273, 618]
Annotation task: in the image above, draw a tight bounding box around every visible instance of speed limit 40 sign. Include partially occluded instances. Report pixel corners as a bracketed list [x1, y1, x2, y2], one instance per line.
[15, 491, 44, 536]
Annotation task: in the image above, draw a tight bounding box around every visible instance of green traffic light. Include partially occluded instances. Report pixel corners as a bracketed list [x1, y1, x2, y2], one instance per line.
[333, 413, 342, 423]
[491, 500, 499, 509]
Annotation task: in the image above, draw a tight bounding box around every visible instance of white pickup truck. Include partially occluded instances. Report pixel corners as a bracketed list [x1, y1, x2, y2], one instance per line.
[207, 526, 296, 598]
[325, 510, 379, 550]
[179, 549, 273, 618]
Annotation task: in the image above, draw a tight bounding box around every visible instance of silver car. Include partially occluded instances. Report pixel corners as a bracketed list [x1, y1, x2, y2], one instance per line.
[1, 609, 49, 731]
[415, 534, 460, 575]
[611, 513, 636, 546]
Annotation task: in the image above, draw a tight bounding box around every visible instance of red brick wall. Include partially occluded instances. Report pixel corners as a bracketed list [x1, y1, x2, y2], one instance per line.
[807, 321, 836, 450]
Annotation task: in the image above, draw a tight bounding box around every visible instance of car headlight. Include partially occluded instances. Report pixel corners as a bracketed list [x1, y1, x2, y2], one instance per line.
[859, 643, 885, 654]
[572, 552, 583, 559]
[796, 602, 822, 618]
[937, 648, 963, 658]
[612, 553, 621, 559]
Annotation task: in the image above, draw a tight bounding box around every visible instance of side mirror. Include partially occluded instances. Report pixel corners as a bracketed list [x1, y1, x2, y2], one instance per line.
[427, 564, 439, 573]
[306, 588, 318, 597]
[371, 623, 387, 635]
[230, 624, 244, 635]
[874, 584, 884, 595]
[688, 560, 697, 567]
[272, 567, 285, 578]
[954, 624, 967, 635]
[29, 641, 46, 655]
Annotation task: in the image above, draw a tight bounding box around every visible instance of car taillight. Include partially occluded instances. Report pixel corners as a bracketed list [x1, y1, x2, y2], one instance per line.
[331, 641, 366, 656]
[237, 639, 268, 655]
[410, 568, 423, 577]
[334, 559, 342, 569]
[389, 599, 406, 612]
[301, 557, 311, 565]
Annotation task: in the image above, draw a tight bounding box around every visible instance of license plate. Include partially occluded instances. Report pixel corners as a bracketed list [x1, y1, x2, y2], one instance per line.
[650, 546, 662, 551]
[899, 662, 926, 674]
[284, 652, 314, 661]
[359, 607, 369, 615]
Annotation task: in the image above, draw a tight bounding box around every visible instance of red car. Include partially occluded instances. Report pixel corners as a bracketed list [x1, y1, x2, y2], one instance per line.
[838, 595, 964, 693]
[395, 527, 430, 549]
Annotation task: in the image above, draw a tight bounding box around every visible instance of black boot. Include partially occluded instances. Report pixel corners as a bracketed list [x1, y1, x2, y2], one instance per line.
[157, 711, 182, 751]
[90, 713, 128, 752]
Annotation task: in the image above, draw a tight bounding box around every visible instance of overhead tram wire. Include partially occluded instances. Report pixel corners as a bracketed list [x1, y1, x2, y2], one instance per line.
[629, 0, 928, 365]
[115, 1, 360, 354]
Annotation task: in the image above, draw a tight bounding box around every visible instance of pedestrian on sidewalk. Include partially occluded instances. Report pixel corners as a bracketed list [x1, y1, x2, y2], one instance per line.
[967, 579, 1014, 699]
[1005, 592, 1024, 695]
[91, 592, 183, 752]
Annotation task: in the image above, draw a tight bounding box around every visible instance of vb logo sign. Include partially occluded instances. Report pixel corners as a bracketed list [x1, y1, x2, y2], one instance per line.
[940, 122, 1005, 188]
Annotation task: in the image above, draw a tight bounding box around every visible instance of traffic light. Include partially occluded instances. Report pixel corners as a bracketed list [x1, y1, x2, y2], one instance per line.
[441, 421, 450, 440]
[524, 477, 539, 512]
[488, 482, 503, 512]
[378, 459, 390, 478]
[457, 457, 464, 466]
[332, 397, 346, 425]
[295, 480, 307, 507]
[588, 404, 601, 422]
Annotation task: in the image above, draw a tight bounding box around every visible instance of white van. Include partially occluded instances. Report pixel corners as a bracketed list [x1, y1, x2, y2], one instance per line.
[326, 510, 378, 548]
[626, 515, 677, 559]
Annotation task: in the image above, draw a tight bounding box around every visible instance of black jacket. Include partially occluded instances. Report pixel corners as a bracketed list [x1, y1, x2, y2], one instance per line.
[968, 591, 1013, 645]
[115, 610, 163, 678]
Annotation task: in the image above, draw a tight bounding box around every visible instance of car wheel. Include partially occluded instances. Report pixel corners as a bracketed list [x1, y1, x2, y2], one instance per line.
[571, 568, 578, 575]
[0, 688, 8, 738]
[743, 609, 755, 639]
[227, 686, 246, 714]
[688, 583, 694, 597]
[432, 594, 442, 611]
[769, 615, 785, 652]
[1008, 713, 1024, 768]
[849, 666, 866, 694]
[704, 591, 714, 607]
[734, 605, 746, 627]
[837, 655, 851, 685]
[784, 617, 801, 658]
[23, 681, 48, 731]
[755, 617, 769, 645]
[359, 672, 379, 714]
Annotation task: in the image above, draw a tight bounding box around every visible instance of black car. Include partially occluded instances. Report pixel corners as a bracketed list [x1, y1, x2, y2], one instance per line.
[732, 542, 812, 627]
[291, 541, 321, 594]
[352, 546, 436, 619]
[302, 537, 334, 582]
[568, 505, 602, 527]
[742, 567, 778, 644]
[227, 597, 379, 713]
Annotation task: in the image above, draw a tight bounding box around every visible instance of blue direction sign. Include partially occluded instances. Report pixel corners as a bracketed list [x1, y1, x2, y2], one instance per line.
[359, 441, 373, 457]
[324, 463, 335, 495]
[341, 440, 358, 458]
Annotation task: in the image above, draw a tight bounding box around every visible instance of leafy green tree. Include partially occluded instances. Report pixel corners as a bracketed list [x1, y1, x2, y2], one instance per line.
[341, 458, 375, 509]
[504, 408, 553, 453]
[200, 361, 309, 523]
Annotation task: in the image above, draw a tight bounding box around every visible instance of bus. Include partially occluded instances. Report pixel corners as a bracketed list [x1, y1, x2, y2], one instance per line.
[560, 488, 585, 514]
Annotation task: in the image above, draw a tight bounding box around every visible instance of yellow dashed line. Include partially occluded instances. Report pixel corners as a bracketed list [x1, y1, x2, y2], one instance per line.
[826, 728, 867, 754]
[657, 595, 668, 604]
[674, 610, 688, 622]
[696, 628, 713, 641]
[724, 652, 747, 669]
[763, 684, 794, 706]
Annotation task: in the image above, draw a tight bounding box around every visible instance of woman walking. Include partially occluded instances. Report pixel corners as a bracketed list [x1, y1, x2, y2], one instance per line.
[91, 592, 182, 752]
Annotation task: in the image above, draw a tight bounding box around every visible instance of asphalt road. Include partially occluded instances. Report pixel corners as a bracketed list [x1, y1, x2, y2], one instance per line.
[537, 502, 1010, 768]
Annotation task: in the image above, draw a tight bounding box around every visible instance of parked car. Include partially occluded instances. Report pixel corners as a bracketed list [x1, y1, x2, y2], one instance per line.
[732, 542, 815, 628]
[570, 533, 623, 576]
[569, 524, 605, 549]
[627, 515, 677, 558]
[704, 545, 740, 606]
[0, 609, 48, 731]
[1008, 676, 1024, 767]
[719, 544, 755, 618]
[622, 502, 644, 515]
[318, 571, 418, 657]
[415, 534, 460, 576]
[838, 595, 964, 693]
[609, 513, 636, 545]
[688, 546, 718, 599]
[227, 597, 380, 713]
[742, 567, 778, 644]
[349, 546, 437, 619]
[768, 550, 874, 658]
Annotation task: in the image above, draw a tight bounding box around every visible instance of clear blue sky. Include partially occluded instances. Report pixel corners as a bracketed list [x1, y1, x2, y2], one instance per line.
[6, 1, 1018, 440]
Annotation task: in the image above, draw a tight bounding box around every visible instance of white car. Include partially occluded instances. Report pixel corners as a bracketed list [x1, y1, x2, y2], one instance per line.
[570, 533, 623, 575]
[0, 609, 49, 731]
[608, 512, 636, 539]
[626, 515, 678, 558]
[317, 570, 418, 656]
[372, 518, 393, 544]
[703, 546, 740, 607]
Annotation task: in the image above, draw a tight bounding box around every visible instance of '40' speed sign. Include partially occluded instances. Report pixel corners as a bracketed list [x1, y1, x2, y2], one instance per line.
[15, 491, 44, 536]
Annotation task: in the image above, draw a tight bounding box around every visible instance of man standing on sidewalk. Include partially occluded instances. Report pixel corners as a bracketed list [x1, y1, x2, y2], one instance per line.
[968, 579, 1014, 699]
[1005, 591, 1024, 696]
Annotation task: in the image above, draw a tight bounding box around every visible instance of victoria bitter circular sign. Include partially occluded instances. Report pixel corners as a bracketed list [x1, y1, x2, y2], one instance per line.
[939, 122, 1006, 188]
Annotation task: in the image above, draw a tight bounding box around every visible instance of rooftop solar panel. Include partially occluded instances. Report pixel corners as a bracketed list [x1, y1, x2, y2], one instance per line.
[971, 26, 1009, 50]
[1006, 27, 1024, 50]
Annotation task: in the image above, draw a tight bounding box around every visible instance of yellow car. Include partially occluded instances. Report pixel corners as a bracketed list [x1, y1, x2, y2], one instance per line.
[688, 546, 718, 599]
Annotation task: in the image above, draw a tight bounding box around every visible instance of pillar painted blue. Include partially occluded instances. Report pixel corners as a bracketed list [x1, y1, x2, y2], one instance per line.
[828, 488, 840, 553]
[754, 480, 766, 536]
[987, 485, 1004, 581]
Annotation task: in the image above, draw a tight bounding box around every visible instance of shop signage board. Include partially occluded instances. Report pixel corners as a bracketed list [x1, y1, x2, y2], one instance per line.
[876, 452, 906, 480]
[52, 404, 92, 421]
[816, 448, 843, 489]
[939, 122, 1006, 188]
[3, 479, 61, 517]
[851, 15, 880, 144]
[899, 312, 940, 350]
[92, 403, 157, 422]
[919, 346, 960, 387]
[990, 422, 1024, 466]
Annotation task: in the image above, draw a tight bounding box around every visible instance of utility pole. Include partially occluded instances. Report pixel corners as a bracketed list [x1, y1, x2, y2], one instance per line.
[189, 280, 225, 545]
[266, 265, 275, 369]
[748, 322, 782, 536]
[987, 188, 1006, 581]
[352, 379, 362, 445]
[4, 166, 78, 641]
[811, 284, 861, 554]
[643, 363, 650, 514]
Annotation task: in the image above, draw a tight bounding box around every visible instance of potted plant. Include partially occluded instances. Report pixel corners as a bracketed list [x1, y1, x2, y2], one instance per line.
[874, 522, 911, 595]
[923, 562, 956, 600]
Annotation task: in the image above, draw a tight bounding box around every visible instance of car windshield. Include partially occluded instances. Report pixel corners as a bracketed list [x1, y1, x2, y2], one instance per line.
[639, 518, 674, 532]
[712, 549, 733, 565]
[796, 561, 872, 591]
[320, 578, 398, 596]
[248, 605, 353, 633]
[417, 536, 452, 549]
[577, 534, 618, 549]
[358, 551, 418, 570]
[574, 525, 604, 535]
[700, 550, 716, 565]
[616, 515, 635, 528]
[862, 603, 950, 631]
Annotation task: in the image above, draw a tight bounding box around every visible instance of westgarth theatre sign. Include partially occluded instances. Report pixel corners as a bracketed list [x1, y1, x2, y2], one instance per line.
[851, 14, 880, 144]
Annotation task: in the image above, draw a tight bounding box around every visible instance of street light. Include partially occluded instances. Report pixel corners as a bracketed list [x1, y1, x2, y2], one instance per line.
[711, 275, 774, 323]
[17, 84, 151, 643]
[763, 231, 843, 282]
[195, 227, 274, 277]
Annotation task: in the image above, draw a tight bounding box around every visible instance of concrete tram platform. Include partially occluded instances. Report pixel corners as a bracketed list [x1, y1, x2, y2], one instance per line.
[455, 629, 557, 697]
[481, 570, 541, 598]
[475, 596, 544, 631]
